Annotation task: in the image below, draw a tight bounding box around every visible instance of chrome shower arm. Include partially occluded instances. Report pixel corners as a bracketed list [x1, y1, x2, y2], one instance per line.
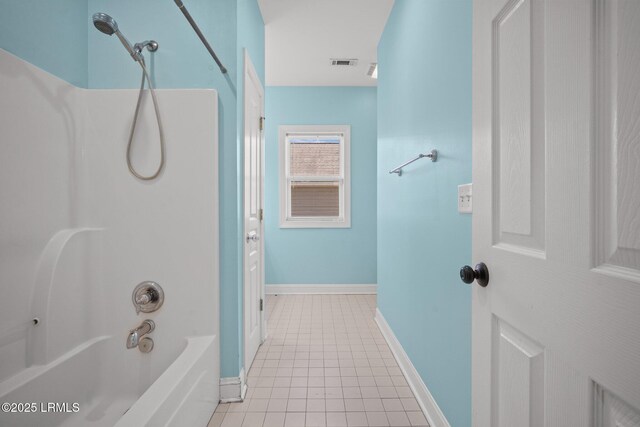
[134, 40, 159, 54]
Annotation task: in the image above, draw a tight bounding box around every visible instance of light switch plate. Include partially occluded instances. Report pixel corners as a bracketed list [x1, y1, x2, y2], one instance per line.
[458, 183, 472, 213]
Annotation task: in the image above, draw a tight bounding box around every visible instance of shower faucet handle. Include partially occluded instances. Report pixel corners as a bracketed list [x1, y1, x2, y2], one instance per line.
[135, 292, 152, 305]
[132, 281, 165, 314]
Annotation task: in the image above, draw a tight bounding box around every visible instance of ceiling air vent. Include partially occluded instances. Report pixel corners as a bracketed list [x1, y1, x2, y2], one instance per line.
[330, 58, 358, 67]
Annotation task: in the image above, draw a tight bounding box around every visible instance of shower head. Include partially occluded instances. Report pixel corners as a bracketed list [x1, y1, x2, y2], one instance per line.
[92, 12, 142, 62]
[92, 12, 118, 35]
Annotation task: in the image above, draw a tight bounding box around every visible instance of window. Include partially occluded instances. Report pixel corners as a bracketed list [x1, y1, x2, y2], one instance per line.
[279, 125, 351, 228]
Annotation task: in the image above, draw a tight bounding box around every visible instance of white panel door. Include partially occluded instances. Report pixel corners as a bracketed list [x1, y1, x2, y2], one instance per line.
[243, 50, 265, 372]
[472, 0, 640, 426]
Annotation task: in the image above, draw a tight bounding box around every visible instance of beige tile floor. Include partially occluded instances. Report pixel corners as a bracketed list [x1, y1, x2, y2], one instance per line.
[208, 294, 429, 427]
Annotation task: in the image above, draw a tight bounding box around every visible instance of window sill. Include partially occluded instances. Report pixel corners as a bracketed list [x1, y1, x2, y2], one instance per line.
[279, 218, 351, 229]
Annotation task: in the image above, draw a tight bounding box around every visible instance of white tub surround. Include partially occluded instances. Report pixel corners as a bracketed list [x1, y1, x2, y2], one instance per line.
[0, 48, 220, 426]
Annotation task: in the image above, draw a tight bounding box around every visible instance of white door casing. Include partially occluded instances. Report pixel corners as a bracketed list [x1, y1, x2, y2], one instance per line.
[473, 0, 640, 426]
[243, 50, 265, 373]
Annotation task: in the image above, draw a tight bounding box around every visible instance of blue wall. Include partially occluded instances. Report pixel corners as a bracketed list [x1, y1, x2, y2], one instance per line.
[0, 0, 88, 87]
[265, 87, 377, 285]
[377, 1, 472, 426]
[87, 0, 237, 90]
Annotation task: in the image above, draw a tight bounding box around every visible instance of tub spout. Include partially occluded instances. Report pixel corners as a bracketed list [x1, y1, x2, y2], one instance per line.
[126, 319, 155, 349]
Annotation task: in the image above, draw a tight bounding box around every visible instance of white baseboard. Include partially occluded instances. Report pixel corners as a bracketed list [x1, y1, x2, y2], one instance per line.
[375, 309, 451, 427]
[219, 368, 247, 403]
[266, 284, 377, 295]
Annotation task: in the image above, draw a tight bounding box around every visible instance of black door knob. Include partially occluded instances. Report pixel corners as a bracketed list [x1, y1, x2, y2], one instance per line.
[460, 262, 489, 287]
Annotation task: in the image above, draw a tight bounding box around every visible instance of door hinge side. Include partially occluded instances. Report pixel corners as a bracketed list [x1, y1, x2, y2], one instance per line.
[260, 298, 264, 311]
[259, 116, 265, 131]
[258, 208, 264, 221]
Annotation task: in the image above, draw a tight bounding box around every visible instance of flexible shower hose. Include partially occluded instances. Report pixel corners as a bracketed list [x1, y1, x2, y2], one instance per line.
[127, 58, 165, 180]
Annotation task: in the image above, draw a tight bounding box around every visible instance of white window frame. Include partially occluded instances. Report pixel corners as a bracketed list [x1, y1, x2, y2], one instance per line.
[279, 125, 351, 229]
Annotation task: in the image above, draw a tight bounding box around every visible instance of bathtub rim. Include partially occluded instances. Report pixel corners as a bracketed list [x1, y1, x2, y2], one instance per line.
[114, 334, 218, 427]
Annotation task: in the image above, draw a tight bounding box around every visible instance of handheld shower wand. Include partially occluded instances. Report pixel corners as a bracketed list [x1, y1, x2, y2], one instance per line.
[92, 13, 165, 181]
[92, 13, 151, 62]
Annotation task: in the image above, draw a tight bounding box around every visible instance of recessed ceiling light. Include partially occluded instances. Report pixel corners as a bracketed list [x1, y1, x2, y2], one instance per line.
[367, 63, 378, 79]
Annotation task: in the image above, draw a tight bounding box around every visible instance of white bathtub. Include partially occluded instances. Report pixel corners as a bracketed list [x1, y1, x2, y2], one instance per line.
[0, 335, 218, 427]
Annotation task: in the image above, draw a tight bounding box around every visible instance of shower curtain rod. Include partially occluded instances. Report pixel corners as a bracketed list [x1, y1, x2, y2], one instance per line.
[174, 0, 228, 74]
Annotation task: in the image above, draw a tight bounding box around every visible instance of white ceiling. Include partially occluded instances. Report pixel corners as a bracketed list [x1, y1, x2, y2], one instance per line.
[258, 0, 394, 87]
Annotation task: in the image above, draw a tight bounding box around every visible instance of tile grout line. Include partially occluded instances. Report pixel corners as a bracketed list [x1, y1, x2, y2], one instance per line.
[209, 295, 430, 427]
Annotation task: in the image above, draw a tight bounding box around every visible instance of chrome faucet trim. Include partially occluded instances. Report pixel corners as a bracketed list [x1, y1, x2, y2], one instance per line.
[126, 319, 155, 349]
[132, 281, 164, 314]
